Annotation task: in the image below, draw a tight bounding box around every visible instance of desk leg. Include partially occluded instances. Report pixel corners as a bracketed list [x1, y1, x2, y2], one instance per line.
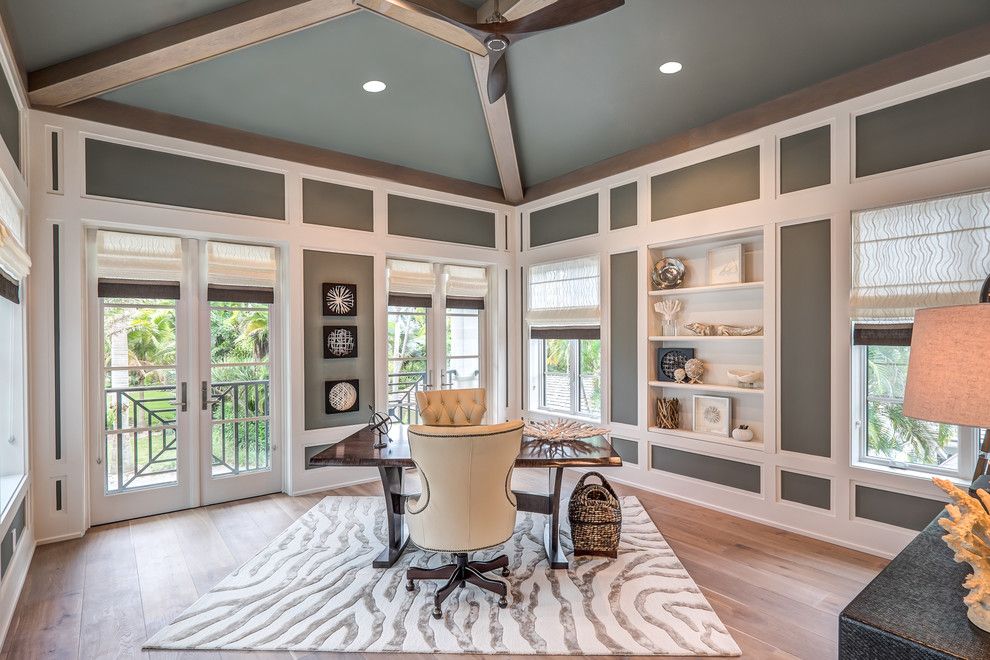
[543, 467, 568, 569]
[373, 466, 409, 569]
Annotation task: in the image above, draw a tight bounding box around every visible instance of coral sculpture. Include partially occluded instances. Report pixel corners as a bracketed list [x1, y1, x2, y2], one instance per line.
[654, 298, 682, 321]
[932, 477, 990, 633]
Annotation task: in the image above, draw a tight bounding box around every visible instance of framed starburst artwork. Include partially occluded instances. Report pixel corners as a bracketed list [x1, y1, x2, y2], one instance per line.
[322, 283, 357, 316]
[323, 326, 357, 359]
[692, 395, 731, 436]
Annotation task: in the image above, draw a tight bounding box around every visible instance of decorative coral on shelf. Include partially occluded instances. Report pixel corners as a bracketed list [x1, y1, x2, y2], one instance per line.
[932, 477, 990, 633]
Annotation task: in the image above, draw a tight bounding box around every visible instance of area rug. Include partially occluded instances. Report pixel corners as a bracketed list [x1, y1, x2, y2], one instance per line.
[145, 495, 740, 655]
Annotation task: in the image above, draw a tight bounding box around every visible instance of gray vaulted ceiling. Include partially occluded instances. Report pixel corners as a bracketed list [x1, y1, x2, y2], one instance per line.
[4, 0, 990, 190]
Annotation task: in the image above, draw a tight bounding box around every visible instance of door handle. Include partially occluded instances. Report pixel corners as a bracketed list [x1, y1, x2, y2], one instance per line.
[201, 381, 221, 411]
[172, 382, 188, 412]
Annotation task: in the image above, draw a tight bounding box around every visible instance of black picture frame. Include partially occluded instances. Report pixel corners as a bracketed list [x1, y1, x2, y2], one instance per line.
[322, 282, 357, 317]
[323, 326, 358, 359]
[325, 379, 360, 414]
[656, 347, 695, 382]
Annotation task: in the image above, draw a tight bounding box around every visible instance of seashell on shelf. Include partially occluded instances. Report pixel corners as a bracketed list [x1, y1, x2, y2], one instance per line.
[727, 369, 763, 388]
[684, 358, 705, 384]
[673, 368, 687, 383]
[683, 322, 763, 336]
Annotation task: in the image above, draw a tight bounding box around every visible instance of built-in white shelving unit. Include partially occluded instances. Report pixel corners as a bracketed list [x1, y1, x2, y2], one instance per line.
[646, 227, 769, 453]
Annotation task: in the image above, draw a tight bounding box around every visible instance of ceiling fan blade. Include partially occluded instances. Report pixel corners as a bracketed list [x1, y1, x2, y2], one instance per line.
[355, 0, 488, 55]
[487, 50, 508, 104]
[498, 0, 624, 35]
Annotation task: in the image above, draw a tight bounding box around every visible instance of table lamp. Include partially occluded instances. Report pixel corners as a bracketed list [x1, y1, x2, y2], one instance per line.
[903, 302, 990, 483]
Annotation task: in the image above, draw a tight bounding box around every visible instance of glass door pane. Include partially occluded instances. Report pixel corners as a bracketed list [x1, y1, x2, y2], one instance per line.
[445, 307, 481, 389]
[387, 304, 428, 423]
[102, 297, 179, 492]
[208, 301, 271, 476]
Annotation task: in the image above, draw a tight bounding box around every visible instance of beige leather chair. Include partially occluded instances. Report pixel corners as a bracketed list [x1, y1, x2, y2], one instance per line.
[415, 387, 487, 426]
[404, 420, 524, 618]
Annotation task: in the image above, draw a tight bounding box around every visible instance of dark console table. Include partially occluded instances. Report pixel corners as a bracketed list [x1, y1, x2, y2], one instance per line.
[840, 513, 990, 659]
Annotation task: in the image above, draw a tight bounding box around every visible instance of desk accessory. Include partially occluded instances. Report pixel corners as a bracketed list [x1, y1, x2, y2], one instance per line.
[368, 406, 391, 448]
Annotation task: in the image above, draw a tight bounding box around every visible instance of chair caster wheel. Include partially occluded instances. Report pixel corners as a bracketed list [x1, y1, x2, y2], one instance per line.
[405, 580, 415, 592]
[498, 597, 508, 608]
[501, 567, 510, 577]
[432, 607, 442, 620]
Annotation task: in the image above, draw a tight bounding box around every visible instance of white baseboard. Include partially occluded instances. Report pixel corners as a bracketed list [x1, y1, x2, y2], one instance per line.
[35, 530, 84, 546]
[0, 527, 35, 647]
[289, 475, 380, 497]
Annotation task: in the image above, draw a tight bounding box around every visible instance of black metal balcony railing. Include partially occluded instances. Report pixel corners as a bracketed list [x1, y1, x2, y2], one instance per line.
[103, 379, 270, 492]
[387, 371, 426, 424]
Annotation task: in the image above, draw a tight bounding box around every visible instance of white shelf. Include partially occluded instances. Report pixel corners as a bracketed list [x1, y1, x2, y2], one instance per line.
[649, 281, 764, 297]
[648, 335, 763, 342]
[648, 426, 764, 451]
[648, 381, 764, 395]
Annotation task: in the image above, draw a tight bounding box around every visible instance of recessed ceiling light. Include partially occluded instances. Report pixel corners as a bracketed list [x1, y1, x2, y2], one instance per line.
[362, 80, 387, 93]
[658, 62, 682, 75]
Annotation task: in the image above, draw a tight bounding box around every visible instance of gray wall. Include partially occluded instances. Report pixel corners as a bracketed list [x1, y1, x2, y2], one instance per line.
[85, 139, 286, 219]
[0, 71, 18, 170]
[779, 126, 830, 194]
[529, 193, 598, 247]
[780, 470, 831, 510]
[609, 251, 638, 425]
[302, 179, 373, 231]
[651, 446, 761, 493]
[855, 485, 945, 531]
[610, 183, 637, 230]
[856, 76, 990, 178]
[388, 194, 496, 248]
[0, 499, 25, 578]
[780, 219, 831, 457]
[303, 250, 375, 430]
[651, 147, 760, 221]
[611, 436, 639, 465]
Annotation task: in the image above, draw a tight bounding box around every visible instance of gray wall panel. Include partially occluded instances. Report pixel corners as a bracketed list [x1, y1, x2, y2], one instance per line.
[609, 251, 638, 425]
[856, 76, 990, 177]
[611, 437, 639, 465]
[530, 193, 598, 247]
[388, 194, 496, 248]
[0, 499, 24, 578]
[780, 219, 831, 457]
[610, 182, 637, 230]
[855, 485, 945, 531]
[780, 126, 830, 194]
[651, 147, 760, 221]
[780, 470, 830, 510]
[0, 72, 18, 170]
[85, 139, 286, 219]
[303, 250, 375, 430]
[302, 179, 374, 231]
[651, 446, 761, 493]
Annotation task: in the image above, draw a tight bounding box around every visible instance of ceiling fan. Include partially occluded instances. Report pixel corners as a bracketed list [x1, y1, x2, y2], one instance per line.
[356, 0, 625, 104]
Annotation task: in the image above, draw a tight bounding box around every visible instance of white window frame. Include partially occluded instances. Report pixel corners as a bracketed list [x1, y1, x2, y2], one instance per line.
[534, 336, 601, 421]
[851, 343, 978, 481]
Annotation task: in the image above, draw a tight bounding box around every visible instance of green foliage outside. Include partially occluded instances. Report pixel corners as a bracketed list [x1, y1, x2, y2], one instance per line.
[866, 345, 954, 467]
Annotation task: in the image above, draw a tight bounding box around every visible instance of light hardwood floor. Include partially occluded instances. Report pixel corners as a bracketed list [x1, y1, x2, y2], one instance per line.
[1, 471, 887, 659]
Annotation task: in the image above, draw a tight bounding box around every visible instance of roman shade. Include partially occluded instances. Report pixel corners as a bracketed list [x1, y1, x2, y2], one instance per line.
[850, 189, 990, 323]
[96, 230, 182, 299]
[0, 217, 29, 289]
[526, 256, 600, 335]
[207, 241, 276, 304]
[387, 259, 435, 308]
[444, 264, 487, 310]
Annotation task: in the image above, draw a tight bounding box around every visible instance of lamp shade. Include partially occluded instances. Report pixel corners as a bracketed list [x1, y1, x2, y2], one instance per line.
[902, 304, 990, 428]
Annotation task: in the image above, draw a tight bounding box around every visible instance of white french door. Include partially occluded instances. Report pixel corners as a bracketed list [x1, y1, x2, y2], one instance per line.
[90, 232, 281, 525]
[385, 260, 488, 424]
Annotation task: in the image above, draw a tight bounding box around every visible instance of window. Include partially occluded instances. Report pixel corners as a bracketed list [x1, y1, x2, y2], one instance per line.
[851, 190, 990, 477]
[526, 257, 601, 420]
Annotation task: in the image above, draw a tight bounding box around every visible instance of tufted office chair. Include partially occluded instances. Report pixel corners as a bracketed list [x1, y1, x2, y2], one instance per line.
[415, 387, 487, 426]
[404, 420, 524, 618]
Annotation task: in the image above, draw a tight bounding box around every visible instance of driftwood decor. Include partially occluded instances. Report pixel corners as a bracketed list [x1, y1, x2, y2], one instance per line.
[655, 398, 680, 429]
[524, 419, 609, 441]
[932, 477, 990, 633]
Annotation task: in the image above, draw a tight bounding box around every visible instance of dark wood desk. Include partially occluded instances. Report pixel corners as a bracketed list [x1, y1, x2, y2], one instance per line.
[309, 423, 622, 569]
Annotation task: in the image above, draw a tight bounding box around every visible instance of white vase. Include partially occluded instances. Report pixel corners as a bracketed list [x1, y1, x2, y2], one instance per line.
[662, 320, 677, 336]
[731, 427, 754, 442]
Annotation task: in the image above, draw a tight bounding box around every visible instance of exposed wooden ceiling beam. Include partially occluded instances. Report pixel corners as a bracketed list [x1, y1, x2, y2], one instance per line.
[354, 0, 487, 55]
[41, 99, 508, 204]
[28, 0, 359, 107]
[475, 0, 558, 22]
[523, 21, 990, 203]
[470, 53, 523, 203]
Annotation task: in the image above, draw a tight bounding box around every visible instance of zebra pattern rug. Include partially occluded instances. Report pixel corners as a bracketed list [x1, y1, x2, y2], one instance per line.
[145, 495, 740, 655]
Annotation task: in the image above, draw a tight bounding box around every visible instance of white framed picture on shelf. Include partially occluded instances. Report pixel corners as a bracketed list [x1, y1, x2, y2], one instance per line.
[693, 395, 731, 436]
[706, 244, 743, 285]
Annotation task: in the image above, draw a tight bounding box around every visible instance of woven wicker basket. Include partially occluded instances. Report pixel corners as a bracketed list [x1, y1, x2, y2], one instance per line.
[568, 472, 622, 558]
